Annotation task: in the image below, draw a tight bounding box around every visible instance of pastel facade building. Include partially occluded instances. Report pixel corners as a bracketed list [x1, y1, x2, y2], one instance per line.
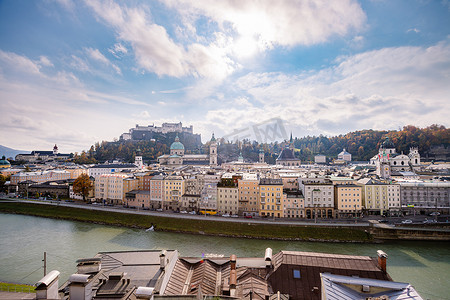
[259, 178, 284, 218]
[237, 176, 260, 216]
[399, 181, 450, 214]
[163, 175, 185, 211]
[299, 178, 335, 219]
[217, 180, 239, 215]
[95, 174, 137, 205]
[284, 190, 304, 218]
[335, 184, 363, 218]
[11, 170, 71, 185]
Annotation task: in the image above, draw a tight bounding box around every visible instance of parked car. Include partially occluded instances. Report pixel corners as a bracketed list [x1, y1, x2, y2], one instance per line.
[401, 219, 413, 224]
[231, 215, 238, 218]
[429, 212, 440, 216]
[156, 208, 163, 212]
[378, 219, 388, 223]
[189, 211, 197, 215]
[180, 211, 188, 214]
[244, 215, 253, 219]
[222, 213, 230, 217]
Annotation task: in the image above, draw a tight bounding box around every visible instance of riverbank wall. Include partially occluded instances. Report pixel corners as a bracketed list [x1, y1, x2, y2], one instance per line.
[0, 201, 372, 242]
[1, 201, 449, 242]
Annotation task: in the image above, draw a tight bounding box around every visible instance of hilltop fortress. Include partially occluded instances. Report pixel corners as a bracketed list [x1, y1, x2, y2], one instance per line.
[120, 122, 195, 141]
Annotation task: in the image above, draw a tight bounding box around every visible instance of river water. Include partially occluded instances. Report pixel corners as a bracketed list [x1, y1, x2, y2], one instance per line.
[0, 213, 449, 299]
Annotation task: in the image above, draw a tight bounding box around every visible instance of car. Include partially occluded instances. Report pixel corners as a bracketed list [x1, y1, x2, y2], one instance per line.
[423, 219, 437, 224]
[231, 215, 238, 218]
[189, 211, 197, 215]
[222, 213, 230, 217]
[156, 208, 163, 212]
[378, 219, 388, 223]
[180, 210, 188, 214]
[401, 219, 413, 224]
[244, 215, 253, 219]
[429, 212, 440, 216]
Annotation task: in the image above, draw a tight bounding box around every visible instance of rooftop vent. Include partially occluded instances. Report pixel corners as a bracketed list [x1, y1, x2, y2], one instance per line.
[76, 258, 101, 274]
[108, 272, 124, 280]
[135, 287, 154, 299]
[265, 248, 273, 268]
[362, 285, 370, 292]
[35, 270, 60, 300]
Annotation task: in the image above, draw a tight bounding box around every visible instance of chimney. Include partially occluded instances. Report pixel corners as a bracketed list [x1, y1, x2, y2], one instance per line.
[35, 270, 60, 300]
[230, 254, 237, 297]
[377, 250, 388, 273]
[264, 248, 273, 268]
[76, 258, 101, 274]
[69, 274, 91, 300]
[135, 287, 154, 299]
[160, 250, 167, 269]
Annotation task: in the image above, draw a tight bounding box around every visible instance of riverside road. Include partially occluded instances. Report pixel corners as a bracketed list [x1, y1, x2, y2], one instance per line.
[2, 197, 449, 230]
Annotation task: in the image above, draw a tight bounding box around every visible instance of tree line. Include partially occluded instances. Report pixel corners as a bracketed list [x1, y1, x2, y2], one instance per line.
[72, 125, 448, 164]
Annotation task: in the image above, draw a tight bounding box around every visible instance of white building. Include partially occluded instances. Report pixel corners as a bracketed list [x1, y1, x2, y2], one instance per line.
[370, 137, 421, 175]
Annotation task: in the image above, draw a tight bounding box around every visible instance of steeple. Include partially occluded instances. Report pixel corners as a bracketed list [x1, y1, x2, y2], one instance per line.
[209, 133, 218, 167]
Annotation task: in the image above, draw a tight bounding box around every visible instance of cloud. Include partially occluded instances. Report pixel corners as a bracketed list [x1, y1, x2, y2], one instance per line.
[85, 0, 237, 80]
[108, 42, 128, 57]
[85, 47, 122, 74]
[163, 0, 366, 48]
[407, 28, 420, 33]
[197, 40, 450, 139]
[39, 56, 54, 67]
[0, 50, 152, 151]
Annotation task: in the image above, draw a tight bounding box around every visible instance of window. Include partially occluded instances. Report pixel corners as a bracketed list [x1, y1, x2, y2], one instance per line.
[293, 269, 301, 279]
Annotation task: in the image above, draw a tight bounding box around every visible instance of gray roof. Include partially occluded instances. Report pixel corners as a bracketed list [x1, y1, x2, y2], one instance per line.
[89, 163, 138, 169]
[320, 273, 423, 300]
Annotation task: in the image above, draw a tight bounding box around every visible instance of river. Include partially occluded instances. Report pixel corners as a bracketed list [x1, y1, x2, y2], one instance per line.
[0, 213, 449, 299]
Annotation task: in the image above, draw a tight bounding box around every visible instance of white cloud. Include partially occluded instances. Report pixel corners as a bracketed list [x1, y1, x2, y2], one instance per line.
[39, 56, 54, 67]
[85, 0, 237, 80]
[85, 47, 122, 74]
[108, 43, 128, 57]
[163, 0, 366, 48]
[0, 50, 151, 151]
[199, 41, 450, 139]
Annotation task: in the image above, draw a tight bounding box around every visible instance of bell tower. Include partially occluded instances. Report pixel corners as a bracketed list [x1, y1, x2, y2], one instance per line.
[209, 133, 217, 167]
[259, 148, 264, 163]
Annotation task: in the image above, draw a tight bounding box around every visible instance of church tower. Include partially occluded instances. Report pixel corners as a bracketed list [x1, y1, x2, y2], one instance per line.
[209, 133, 217, 167]
[259, 148, 264, 163]
[53, 144, 58, 155]
[135, 148, 144, 169]
[377, 150, 391, 179]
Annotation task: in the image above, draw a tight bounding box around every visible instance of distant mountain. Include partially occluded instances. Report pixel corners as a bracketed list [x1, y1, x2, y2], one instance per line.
[0, 145, 28, 159]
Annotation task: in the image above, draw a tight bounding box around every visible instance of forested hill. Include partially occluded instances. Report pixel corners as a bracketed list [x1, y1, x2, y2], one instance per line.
[292, 125, 449, 162]
[73, 125, 449, 164]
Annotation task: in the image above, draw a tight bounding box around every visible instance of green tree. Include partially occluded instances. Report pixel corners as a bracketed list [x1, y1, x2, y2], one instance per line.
[73, 174, 93, 202]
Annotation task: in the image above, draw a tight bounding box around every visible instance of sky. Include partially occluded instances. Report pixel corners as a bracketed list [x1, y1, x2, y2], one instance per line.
[0, 0, 449, 153]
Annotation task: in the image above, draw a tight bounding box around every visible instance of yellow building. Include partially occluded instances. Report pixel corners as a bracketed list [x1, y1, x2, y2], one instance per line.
[259, 178, 284, 218]
[65, 167, 88, 179]
[238, 176, 259, 217]
[163, 175, 185, 211]
[357, 178, 401, 216]
[335, 184, 362, 218]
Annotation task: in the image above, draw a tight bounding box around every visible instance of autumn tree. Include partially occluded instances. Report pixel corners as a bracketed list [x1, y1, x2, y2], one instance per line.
[73, 174, 93, 202]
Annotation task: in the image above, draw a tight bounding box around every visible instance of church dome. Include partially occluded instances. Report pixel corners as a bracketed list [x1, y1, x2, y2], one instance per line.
[0, 156, 11, 168]
[170, 135, 185, 150]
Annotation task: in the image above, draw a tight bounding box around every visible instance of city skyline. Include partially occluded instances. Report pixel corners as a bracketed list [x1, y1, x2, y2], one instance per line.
[1, 0, 450, 153]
